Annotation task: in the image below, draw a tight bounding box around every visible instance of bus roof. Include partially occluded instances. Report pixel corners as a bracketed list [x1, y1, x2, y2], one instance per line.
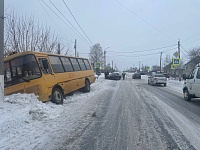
[4, 51, 88, 62]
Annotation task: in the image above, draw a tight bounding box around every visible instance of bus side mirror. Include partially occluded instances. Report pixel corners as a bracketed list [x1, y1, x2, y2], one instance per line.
[42, 59, 49, 70]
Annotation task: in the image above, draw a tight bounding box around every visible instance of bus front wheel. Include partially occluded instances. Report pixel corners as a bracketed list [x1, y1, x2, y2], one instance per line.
[51, 88, 64, 104]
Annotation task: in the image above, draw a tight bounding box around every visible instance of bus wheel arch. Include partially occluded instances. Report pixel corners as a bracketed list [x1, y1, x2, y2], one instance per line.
[51, 85, 64, 104]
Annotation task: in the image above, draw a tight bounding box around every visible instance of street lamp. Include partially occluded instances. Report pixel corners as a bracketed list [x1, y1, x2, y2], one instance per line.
[104, 47, 110, 70]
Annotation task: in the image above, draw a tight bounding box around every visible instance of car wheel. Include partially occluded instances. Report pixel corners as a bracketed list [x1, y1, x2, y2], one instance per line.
[51, 88, 64, 104]
[83, 79, 90, 92]
[184, 89, 191, 101]
[164, 83, 166, 86]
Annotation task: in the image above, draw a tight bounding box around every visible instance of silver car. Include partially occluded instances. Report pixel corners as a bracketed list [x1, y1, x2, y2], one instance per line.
[148, 74, 167, 86]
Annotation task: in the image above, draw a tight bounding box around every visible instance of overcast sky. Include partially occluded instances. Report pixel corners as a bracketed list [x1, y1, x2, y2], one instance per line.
[5, 0, 200, 71]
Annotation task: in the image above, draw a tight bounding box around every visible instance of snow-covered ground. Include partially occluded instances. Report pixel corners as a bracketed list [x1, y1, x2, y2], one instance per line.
[0, 75, 184, 150]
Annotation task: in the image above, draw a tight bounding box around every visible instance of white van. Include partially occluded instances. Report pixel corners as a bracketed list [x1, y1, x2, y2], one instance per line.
[183, 64, 200, 101]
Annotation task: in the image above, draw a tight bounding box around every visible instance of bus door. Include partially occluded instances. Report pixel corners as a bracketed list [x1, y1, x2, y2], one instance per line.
[38, 57, 56, 92]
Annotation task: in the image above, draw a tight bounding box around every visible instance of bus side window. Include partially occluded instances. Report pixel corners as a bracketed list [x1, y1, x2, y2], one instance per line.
[39, 58, 52, 74]
[70, 58, 81, 71]
[77, 59, 86, 70]
[83, 59, 91, 70]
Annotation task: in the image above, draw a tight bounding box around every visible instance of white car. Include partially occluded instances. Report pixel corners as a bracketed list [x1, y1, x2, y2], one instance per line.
[148, 74, 167, 86]
[183, 64, 200, 101]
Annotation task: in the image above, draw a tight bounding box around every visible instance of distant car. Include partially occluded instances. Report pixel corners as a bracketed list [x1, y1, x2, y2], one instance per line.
[132, 73, 141, 79]
[163, 73, 170, 78]
[107, 72, 121, 80]
[140, 72, 145, 75]
[148, 74, 167, 86]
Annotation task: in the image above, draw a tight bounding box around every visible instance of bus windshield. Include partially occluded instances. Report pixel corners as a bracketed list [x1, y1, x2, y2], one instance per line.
[4, 55, 41, 87]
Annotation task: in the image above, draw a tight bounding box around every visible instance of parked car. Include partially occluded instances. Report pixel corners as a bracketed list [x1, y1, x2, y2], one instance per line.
[148, 74, 167, 86]
[163, 73, 170, 78]
[183, 64, 200, 101]
[107, 72, 121, 80]
[132, 73, 141, 79]
[140, 72, 145, 75]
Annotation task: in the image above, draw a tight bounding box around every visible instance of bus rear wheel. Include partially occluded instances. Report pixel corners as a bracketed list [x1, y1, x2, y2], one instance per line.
[83, 79, 90, 92]
[51, 88, 64, 104]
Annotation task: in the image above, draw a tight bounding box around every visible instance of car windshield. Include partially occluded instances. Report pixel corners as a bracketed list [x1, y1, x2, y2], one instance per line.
[2, 1, 200, 150]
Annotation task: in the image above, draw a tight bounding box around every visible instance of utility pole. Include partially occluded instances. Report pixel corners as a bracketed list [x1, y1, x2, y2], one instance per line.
[74, 39, 76, 57]
[103, 47, 109, 70]
[178, 39, 180, 59]
[0, 0, 4, 100]
[104, 51, 106, 70]
[139, 61, 141, 72]
[58, 43, 60, 54]
[160, 52, 163, 73]
[178, 39, 181, 80]
[112, 61, 113, 72]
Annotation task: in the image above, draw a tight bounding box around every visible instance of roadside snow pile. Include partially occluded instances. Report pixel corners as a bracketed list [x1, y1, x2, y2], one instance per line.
[0, 77, 113, 150]
[1, 93, 63, 121]
[0, 94, 65, 150]
[167, 79, 184, 94]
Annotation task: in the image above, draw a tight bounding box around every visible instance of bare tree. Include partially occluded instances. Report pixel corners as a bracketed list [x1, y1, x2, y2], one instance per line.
[151, 65, 160, 72]
[163, 54, 171, 67]
[188, 47, 200, 60]
[89, 43, 103, 66]
[4, 11, 69, 56]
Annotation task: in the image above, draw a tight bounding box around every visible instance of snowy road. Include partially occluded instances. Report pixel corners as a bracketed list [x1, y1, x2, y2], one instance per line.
[62, 77, 200, 150]
[1, 75, 200, 150]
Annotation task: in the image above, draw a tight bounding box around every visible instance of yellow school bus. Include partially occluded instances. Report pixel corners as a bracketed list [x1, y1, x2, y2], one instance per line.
[4, 51, 96, 104]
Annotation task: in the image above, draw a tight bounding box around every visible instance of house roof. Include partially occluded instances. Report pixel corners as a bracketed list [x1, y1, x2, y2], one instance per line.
[185, 56, 200, 66]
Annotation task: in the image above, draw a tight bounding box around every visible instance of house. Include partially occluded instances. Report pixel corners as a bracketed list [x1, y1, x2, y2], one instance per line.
[184, 56, 200, 75]
[163, 56, 200, 78]
[163, 62, 184, 79]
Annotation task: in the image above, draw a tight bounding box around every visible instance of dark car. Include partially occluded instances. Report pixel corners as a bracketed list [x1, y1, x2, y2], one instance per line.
[107, 72, 121, 80]
[132, 73, 141, 79]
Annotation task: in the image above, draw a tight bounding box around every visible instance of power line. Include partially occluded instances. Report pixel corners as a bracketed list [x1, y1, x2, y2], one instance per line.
[109, 51, 160, 57]
[181, 51, 190, 60]
[40, 0, 91, 46]
[108, 47, 177, 58]
[49, 0, 92, 46]
[62, 0, 93, 45]
[114, 0, 176, 42]
[108, 44, 177, 53]
[38, 0, 68, 40]
[180, 45, 190, 54]
[79, 44, 177, 55]
[182, 33, 200, 43]
[182, 37, 200, 46]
